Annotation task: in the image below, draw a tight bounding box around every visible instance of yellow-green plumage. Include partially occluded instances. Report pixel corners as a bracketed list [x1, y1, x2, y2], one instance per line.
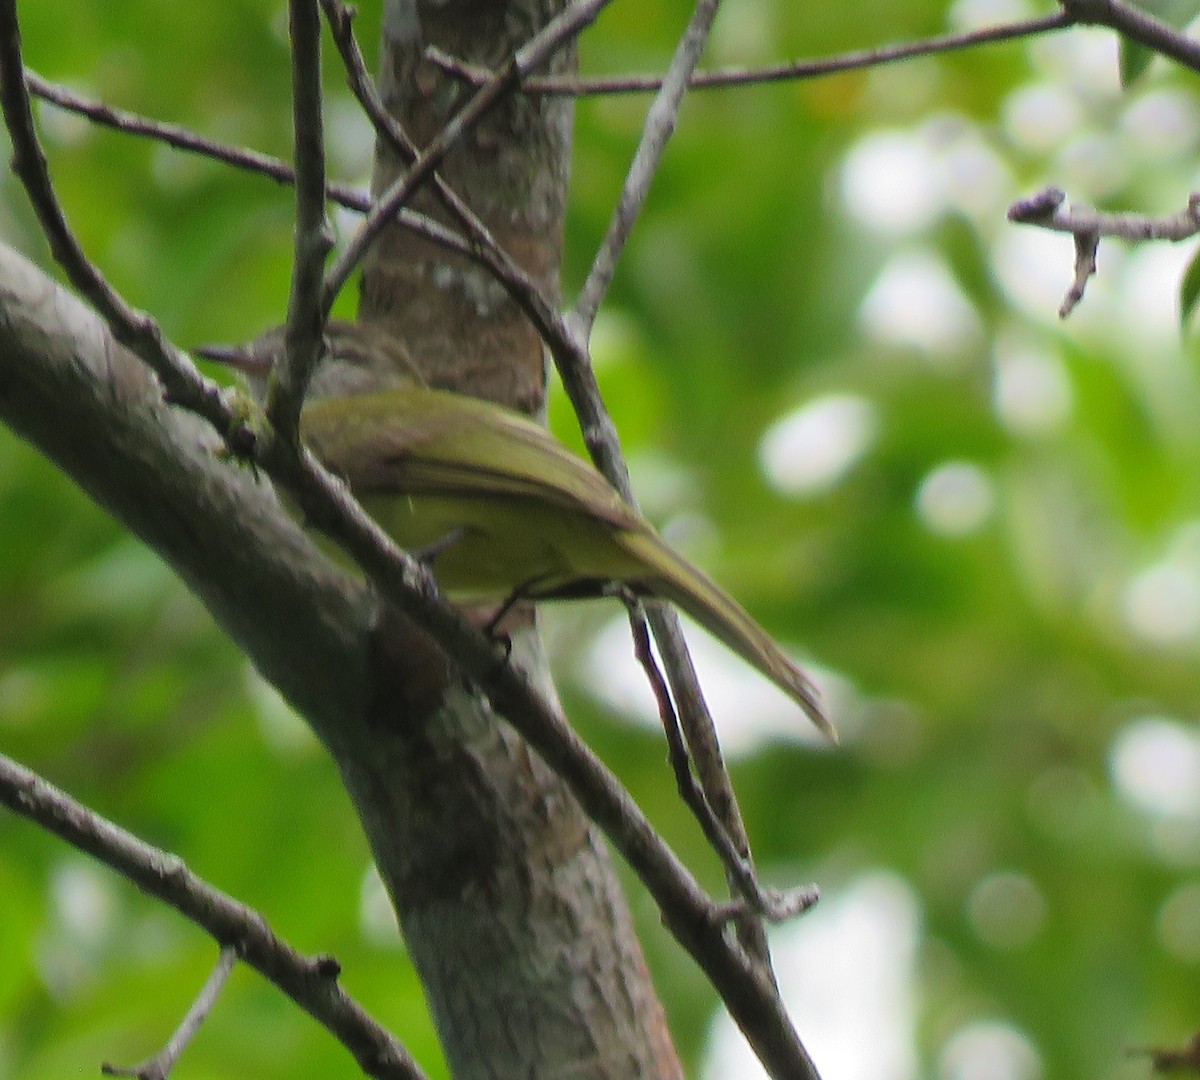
[198, 324, 831, 738]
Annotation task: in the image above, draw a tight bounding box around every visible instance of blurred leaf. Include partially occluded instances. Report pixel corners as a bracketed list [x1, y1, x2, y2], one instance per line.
[1118, 0, 1200, 86]
[1180, 242, 1200, 329]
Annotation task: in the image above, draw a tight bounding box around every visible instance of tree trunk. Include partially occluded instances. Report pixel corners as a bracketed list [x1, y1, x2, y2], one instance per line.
[338, 2, 685, 1077]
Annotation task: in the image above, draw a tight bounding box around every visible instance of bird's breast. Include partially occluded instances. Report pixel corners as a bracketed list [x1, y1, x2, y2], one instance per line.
[357, 490, 647, 601]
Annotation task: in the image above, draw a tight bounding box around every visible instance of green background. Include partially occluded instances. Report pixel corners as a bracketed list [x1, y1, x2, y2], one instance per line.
[2, 2, 1198, 1077]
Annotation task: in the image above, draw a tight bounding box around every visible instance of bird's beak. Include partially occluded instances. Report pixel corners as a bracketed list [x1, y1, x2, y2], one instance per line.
[193, 342, 271, 376]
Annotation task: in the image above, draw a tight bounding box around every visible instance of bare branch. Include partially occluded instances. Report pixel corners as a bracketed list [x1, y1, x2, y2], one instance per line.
[102, 946, 239, 1080]
[623, 597, 821, 927]
[428, 9, 1074, 96]
[270, 0, 335, 435]
[1060, 0, 1200, 73]
[1010, 187, 1200, 243]
[574, 0, 719, 329]
[0, 752, 427, 1080]
[23, 68, 495, 265]
[25, 69, 357, 204]
[1008, 187, 1200, 315]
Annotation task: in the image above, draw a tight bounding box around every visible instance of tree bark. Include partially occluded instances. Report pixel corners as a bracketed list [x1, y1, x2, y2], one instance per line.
[342, 2, 685, 1076]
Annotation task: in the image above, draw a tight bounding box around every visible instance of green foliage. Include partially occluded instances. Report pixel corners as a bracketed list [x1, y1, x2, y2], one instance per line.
[2, 2, 1199, 1078]
[1180, 241, 1200, 328]
[1119, 0, 1200, 85]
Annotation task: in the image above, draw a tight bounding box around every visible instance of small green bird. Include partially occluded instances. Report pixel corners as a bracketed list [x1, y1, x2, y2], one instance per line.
[198, 322, 832, 738]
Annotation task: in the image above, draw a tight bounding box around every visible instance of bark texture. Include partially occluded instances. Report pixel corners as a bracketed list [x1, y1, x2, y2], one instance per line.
[340, 2, 685, 1077]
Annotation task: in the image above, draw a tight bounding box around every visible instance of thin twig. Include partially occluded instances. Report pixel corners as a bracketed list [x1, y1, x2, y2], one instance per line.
[320, 0, 545, 314]
[102, 946, 239, 1080]
[1061, 0, 1200, 74]
[23, 68, 489, 261]
[428, 9, 1074, 96]
[623, 597, 821, 926]
[1009, 186, 1200, 242]
[1008, 186, 1200, 315]
[560, 0, 797, 976]
[270, 0, 335, 435]
[25, 69, 359, 205]
[574, 0, 721, 330]
[319, 0, 616, 315]
[0, 753, 426, 1080]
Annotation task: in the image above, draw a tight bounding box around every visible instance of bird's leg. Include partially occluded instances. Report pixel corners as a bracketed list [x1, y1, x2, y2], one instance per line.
[412, 526, 468, 568]
[475, 577, 548, 674]
[483, 574, 554, 641]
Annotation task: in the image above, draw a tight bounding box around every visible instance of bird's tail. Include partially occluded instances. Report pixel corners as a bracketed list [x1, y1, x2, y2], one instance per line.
[624, 532, 835, 741]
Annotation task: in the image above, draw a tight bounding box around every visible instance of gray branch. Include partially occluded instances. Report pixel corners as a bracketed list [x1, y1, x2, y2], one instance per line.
[0, 753, 424, 1079]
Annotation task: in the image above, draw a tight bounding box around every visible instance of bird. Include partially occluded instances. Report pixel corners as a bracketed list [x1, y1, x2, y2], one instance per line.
[196, 321, 832, 738]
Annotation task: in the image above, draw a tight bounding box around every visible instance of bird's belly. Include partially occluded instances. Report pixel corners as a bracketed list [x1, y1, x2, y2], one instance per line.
[358, 491, 643, 601]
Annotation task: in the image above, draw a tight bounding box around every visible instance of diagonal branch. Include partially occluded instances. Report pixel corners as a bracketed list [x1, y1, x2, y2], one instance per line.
[427, 10, 1074, 95]
[0, 232, 820, 1080]
[0, 752, 427, 1080]
[0, 2, 234, 440]
[623, 597, 821, 924]
[23, 69, 493, 264]
[573, 0, 721, 329]
[25, 68, 364, 206]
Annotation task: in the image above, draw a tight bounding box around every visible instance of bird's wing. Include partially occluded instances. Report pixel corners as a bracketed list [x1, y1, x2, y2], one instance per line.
[302, 387, 643, 531]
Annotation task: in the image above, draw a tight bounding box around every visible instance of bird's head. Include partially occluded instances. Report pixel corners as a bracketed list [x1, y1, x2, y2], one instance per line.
[195, 320, 422, 401]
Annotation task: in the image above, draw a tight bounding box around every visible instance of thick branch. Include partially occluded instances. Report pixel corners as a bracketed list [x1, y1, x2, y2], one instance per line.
[0, 240, 817, 1080]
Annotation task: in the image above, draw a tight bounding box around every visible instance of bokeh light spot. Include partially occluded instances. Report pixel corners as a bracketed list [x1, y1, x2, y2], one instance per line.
[860, 250, 982, 357]
[938, 1021, 1043, 1080]
[1109, 717, 1200, 818]
[966, 871, 1047, 949]
[916, 462, 996, 537]
[759, 394, 878, 497]
[1157, 881, 1200, 963]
